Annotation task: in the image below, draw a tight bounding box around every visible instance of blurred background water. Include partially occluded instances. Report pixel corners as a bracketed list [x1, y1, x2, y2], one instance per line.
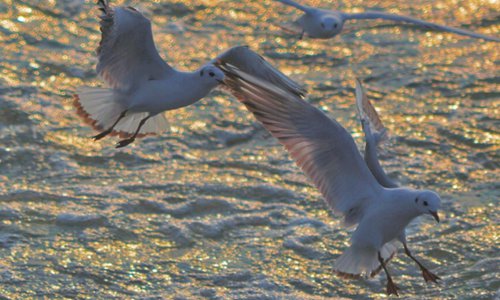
[0, 0, 499, 299]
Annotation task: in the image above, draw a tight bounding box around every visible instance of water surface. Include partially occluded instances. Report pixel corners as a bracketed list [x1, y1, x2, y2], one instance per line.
[0, 0, 499, 299]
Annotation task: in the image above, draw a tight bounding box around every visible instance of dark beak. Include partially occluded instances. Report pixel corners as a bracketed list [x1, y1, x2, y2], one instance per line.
[429, 210, 440, 223]
[217, 79, 225, 85]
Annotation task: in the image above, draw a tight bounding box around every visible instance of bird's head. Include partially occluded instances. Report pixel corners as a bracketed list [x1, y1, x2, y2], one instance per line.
[199, 64, 225, 86]
[414, 190, 441, 223]
[318, 16, 343, 36]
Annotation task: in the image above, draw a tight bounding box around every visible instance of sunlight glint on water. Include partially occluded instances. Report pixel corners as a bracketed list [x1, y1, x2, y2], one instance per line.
[0, 0, 498, 298]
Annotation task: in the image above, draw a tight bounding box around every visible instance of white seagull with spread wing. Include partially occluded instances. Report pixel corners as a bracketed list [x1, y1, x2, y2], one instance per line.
[223, 68, 442, 295]
[276, 0, 500, 42]
[74, 0, 305, 148]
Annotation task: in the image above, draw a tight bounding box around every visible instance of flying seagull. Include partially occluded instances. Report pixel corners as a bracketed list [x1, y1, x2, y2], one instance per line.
[73, 0, 305, 148]
[276, 0, 500, 42]
[223, 68, 442, 295]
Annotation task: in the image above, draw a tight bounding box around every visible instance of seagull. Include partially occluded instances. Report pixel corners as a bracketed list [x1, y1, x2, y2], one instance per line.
[223, 68, 442, 295]
[276, 0, 500, 42]
[73, 0, 305, 148]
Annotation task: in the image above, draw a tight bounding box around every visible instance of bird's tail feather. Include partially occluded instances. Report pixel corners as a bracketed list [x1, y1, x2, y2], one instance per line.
[73, 87, 168, 138]
[113, 112, 169, 138]
[334, 241, 398, 278]
[73, 87, 125, 132]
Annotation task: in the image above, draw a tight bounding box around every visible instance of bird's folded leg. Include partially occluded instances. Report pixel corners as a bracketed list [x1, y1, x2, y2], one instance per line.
[116, 115, 150, 148]
[378, 252, 399, 296]
[403, 243, 440, 283]
[93, 110, 128, 141]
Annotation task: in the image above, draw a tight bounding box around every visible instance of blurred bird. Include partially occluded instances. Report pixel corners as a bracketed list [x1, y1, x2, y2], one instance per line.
[74, 0, 305, 148]
[276, 0, 500, 42]
[224, 69, 442, 295]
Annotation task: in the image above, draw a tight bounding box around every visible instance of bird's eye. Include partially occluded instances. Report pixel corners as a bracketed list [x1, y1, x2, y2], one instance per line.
[334, 24, 337, 28]
[209, 72, 215, 77]
[321, 23, 325, 28]
[415, 198, 418, 203]
[423, 201, 428, 206]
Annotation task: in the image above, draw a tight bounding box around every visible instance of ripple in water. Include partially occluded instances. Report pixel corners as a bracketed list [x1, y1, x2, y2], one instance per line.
[0, 0, 498, 298]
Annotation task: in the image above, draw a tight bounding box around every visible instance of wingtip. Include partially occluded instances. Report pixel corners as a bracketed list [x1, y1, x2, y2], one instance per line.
[96, 0, 111, 14]
[354, 78, 366, 114]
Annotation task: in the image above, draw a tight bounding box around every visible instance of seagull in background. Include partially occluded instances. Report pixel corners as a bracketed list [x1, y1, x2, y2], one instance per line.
[276, 0, 500, 42]
[223, 68, 442, 295]
[74, 0, 305, 148]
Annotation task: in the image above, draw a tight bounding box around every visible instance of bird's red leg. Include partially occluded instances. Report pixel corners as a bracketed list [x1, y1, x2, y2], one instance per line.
[93, 110, 128, 141]
[403, 243, 440, 283]
[116, 115, 150, 148]
[378, 252, 399, 296]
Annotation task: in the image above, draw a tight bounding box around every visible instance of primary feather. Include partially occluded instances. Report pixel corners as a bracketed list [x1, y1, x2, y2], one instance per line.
[221, 66, 382, 226]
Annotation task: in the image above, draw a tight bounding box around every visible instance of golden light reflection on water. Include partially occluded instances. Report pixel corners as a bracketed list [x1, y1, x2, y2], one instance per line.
[0, 0, 499, 298]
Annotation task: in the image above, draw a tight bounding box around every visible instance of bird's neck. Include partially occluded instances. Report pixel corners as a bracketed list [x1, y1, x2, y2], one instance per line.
[185, 71, 218, 95]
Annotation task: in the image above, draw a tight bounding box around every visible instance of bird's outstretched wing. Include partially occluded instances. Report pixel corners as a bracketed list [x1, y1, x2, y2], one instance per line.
[222, 67, 382, 226]
[214, 46, 306, 97]
[275, 0, 312, 13]
[355, 78, 387, 145]
[342, 11, 500, 42]
[96, 0, 174, 92]
[355, 79, 398, 188]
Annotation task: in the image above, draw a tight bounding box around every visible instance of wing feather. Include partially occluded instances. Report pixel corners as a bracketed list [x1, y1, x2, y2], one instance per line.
[96, 1, 174, 92]
[214, 46, 306, 98]
[221, 66, 382, 224]
[343, 11, 500, 42]
[355, 79, 398, 188]
[275, 0, 313, 13]
[355, 78, 387, 143]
